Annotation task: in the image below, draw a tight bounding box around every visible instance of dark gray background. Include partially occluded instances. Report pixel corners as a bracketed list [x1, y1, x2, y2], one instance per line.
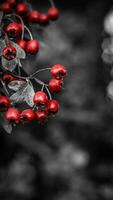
[1, 0, 113, 199]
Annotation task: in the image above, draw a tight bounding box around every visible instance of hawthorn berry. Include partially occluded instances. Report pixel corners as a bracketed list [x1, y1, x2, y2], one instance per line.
[47, 100, 59, 114]
[5, 0, 16, 6]
[0, 96, 10, 112]
[48, 78, 63, 92]
[16, 39, 27, 51]
[35, 110, 47, 121]
[39, 13, 49, 25]
[2, 46, 16, 61]
[16, 3, 28, 16]
[0, 2, 12, 13]
[33, 91, 48, 106]
[26, 39, 39, 54]
[20, 109, 35, 123]
[5, 22, 22, 37]
[3, 73, 16, 84]
[28, 11, 40, 23]
[5, 107, 20, 123]
[48, 7, 60, 21]
[51, 64, 67, 79]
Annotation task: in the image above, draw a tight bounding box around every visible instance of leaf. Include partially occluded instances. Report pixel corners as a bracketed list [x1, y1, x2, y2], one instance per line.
[10, 82, 35, 107]
[0, 113, 12, 134]
[8, 80, 26, 91]
[107, 81, 113, 99]
[2, 57, 18, 72]
[10, 83, 28, 104]
[10, 41, 26, 59]
[24, 83, 35, 107]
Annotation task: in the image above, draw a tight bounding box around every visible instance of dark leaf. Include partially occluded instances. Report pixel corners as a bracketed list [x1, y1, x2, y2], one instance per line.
[8, 80, 26, 91]
[10, 82, 35, 107]
[0, 113, 12, 134]
[2, 57, 18, 72]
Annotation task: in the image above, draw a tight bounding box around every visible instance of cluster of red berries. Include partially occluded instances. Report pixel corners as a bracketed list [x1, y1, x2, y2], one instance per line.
[0, 0, 60, 55]
[0, 97, 59, 124]
[0, 0, 67, 131]
[49, 64, 67, 92]
[4, 22, 39, 54]
[0, 64, 67, 124]
[0, 0, 60, 25]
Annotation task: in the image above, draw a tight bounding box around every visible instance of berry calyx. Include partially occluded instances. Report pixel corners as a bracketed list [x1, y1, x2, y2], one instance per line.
[47, 100, 59, 114]
[48, 7, 60, 21]
[35, 110, 47, 121]
[16, 39, 27, 51]
[0, 2, 12, 13]
[0, 96, 10, 112]
[48, 78, 63, 92]
[16, 3, 28, 16]
[2, 46, 16, 61]
[33, 91, 48, 106]
[3, 73, 16, 84]
[51, 64, 67, 79]
[5, 22, 22, 37]
[39, 13, 49, 25]
[28, 11, 40, 23]
[20, 109, 35, 123]
[26, 39, 39, 54]
[5, 107, 20, 123]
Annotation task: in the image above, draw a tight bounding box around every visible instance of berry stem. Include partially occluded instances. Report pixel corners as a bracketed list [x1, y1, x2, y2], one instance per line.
[1, 80, 9, 96]
[34, 78, 48, 86]
[24, 25, 33, 40]
[4, 33, 10, 45]
[45, 86, 52, 100]
[30, 68, 51, 78]
[49, 0, 55, 8]
[25, 0, 32, 11]
[10, 73, 48, 86]
[41, 84, 44, 91]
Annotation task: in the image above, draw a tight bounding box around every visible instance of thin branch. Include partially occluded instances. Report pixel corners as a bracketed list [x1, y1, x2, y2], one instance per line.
[30, 68, 51, 78]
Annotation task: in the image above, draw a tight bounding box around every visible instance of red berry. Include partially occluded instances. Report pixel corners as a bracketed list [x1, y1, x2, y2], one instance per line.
[39, 13, 49, 25]
[35, 110, 47, 121]
[48, 7, 60, 20]
[49, 78, 63, 92]
[5, 107, 20, 123]
[16, 39, 27, 50]
[0, 96, 10, 112]
[5, 0, 16, 6]
[0, 2, 12, 13]
[2, 46, 16, 61]
[5, 22, 22, 37]
[28, 11, 40, 23]
[47, 100, 59, 114]
[20, 109, 35, 123]
[3, 73, 16, 84]
[51, 64, 67, 79]
[26, 39, 39, 54]
[16, 3, 28, 16]
[33, 91, 48, 106]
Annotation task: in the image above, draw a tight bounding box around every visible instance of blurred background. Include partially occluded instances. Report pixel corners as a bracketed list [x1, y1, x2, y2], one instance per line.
[1, 0, 113, 199]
